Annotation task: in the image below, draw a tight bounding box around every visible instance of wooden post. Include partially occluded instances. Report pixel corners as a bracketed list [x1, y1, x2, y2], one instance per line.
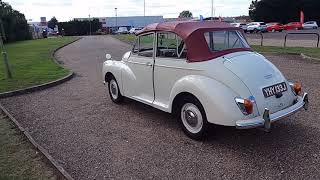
[0, 19, 12, 79]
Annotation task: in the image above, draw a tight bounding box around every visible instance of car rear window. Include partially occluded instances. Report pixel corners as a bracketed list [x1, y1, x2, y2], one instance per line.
[204, 30, 250, 52]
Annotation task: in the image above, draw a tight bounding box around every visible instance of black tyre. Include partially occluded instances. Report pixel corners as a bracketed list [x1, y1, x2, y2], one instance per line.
[108, 76, 123, 103]
[178, 95, 209, 140]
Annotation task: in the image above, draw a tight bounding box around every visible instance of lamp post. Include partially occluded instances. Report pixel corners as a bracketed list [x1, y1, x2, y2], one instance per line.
[89, 14, 91, 36]
[115, 8, 118, 31]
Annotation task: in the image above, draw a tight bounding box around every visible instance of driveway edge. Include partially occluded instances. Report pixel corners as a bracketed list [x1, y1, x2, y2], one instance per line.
[0, 37, 82, 99]
[301, 53, 320, 61]
[0, 103, 74, 180]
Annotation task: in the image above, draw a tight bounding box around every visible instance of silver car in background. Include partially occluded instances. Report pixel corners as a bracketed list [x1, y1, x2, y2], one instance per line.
[230, 23, 248, 32]
[246, 22, 268, 33]
[303, 21, 318, 29]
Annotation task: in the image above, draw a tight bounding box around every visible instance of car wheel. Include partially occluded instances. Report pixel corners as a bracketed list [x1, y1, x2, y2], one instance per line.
[179, 96, 209, 140]
[108, 77, 123, 103]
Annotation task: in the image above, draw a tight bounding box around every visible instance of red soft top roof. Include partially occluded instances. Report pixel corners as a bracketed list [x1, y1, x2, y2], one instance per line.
[136, 21, 252, 62]
[137, 21, 233, 39]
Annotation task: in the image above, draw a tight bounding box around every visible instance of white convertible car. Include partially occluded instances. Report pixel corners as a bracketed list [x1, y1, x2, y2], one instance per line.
[103, 21, 308, 139]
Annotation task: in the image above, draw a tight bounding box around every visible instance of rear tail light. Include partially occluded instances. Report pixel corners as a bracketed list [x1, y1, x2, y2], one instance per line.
[289, 82, 302, 95]
[235, 97, 254, 115]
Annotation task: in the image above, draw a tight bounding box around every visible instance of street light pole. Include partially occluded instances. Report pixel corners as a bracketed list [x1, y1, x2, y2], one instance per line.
[211, 0, 214, 20]
[144, 0, 146, 26]
[115, 8, 118, 31]
[89, 14, 91, 36]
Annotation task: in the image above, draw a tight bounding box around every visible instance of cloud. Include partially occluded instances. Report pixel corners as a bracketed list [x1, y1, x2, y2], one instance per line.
[5, 0, 251, 22]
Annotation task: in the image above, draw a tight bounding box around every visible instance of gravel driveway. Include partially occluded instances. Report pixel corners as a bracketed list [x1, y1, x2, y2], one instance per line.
[1, 36, 320, 179]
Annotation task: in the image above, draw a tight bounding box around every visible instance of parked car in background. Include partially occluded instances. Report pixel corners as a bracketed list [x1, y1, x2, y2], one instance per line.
[116, 27, 129, 34]
[246, 22, 268, 33]
[102, 21, 308, 139]
[302, 21, 318, 29]
[129, 27, 143, 34]
[284, 22, 302, 30]
[266, 23, 284, 32]
[230, 23, 248, 32]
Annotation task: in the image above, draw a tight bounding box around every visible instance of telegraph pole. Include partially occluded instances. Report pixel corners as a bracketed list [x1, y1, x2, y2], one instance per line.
[89, 14, 91, 36]
[115, 8, 118, 31]
[0, 19, 11, 79]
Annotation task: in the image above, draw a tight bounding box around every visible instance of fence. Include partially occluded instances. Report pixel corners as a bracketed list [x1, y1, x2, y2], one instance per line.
[246, 32, 320, 48]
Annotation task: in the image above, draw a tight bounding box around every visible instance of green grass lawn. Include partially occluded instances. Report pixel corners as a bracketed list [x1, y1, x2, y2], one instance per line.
[0, 37, 76, 93]
[113, 34, 320, 60]
[0, 114, 58, 179]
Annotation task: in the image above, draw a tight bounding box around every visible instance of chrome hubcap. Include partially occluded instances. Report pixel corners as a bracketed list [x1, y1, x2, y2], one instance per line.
[181, 103, 203, 134]
[109, 79, 118, 99]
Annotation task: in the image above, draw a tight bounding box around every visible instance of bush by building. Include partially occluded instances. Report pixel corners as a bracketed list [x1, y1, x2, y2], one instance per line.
[58, 19, 102, 36]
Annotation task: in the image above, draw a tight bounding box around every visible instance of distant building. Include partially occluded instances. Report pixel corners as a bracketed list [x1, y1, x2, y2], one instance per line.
[75, 16, 164, 32]
[164, 17, 194, 22]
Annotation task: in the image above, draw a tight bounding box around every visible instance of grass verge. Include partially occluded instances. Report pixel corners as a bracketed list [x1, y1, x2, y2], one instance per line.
[112, 34, 136, 45]
[113, 34, 320, 60]
[0, 37, 76, 93]
[252, 45, 320, 59]
[0, 113, 58, 179]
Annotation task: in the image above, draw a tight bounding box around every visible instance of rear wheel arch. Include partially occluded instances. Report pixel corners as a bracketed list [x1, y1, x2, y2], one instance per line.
[171, 92, 203, 116]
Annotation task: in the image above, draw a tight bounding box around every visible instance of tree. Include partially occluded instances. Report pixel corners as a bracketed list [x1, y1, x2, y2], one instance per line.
[48, 16, 58, 30]
[179, 10, 193, 18]
[0, 1, 31, 42]
[249, 0, 320, 24]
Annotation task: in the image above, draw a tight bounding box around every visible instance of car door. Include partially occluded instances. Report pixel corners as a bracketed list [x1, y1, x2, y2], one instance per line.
[153, 32, 190, 111]
[123, 33, 155, 104]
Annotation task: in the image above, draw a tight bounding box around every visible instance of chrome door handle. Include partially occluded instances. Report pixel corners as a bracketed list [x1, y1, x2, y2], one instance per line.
[146, 62, 153, 67]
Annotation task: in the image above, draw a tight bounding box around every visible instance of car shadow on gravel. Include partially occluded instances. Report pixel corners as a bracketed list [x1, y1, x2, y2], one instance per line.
[204, 120, 320, 170]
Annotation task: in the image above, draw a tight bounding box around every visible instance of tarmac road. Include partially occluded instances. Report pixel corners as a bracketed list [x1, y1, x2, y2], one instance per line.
[1, 36, 320, 179]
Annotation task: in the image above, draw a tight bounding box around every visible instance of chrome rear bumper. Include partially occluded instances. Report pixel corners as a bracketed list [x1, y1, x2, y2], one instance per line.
[236, 93, 308, 130]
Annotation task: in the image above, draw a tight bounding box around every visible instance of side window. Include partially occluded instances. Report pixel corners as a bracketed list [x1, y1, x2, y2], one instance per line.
[132, 38, 139, 53]
[205, 31, 249, 52]
[229, 31, 245, 48]
[157, 32, 187, 59]
[138, 33, 154, 57]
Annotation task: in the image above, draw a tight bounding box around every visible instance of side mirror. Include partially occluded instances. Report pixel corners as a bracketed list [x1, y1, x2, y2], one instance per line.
[105, 54, 112, 60]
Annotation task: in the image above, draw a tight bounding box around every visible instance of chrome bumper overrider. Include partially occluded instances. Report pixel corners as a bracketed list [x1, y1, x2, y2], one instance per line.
[236, 93, 308, 130]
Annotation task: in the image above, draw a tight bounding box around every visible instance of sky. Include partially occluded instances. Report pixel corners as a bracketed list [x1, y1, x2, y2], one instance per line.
[5, 0, 252, 22]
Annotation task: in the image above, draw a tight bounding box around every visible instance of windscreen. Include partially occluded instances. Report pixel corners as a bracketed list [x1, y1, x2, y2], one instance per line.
[204, 30, 250, 52]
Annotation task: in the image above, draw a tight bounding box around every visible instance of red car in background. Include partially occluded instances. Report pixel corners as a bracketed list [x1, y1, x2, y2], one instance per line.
[284, 22, 303, 30]
[267, 23, 284, 32]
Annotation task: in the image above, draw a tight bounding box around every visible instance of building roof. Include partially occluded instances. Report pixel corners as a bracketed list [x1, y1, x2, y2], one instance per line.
[136, 21, 251, 62]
